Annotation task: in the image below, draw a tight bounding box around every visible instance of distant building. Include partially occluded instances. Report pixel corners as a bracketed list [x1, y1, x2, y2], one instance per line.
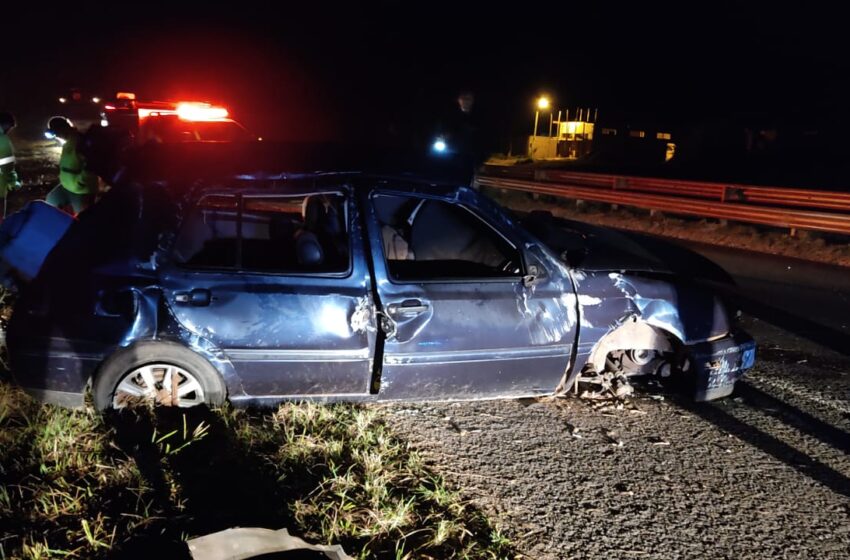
[526, 108, 676, 164]
[592, 119, 676, 164]
[528, 108, 597, 160]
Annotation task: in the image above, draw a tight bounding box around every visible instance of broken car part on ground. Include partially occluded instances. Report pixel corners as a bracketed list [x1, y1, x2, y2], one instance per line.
[0, 143, 755, 409]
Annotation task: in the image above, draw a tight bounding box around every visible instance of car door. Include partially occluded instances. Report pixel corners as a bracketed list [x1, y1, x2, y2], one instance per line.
[365, 189, 577, 400]
[159, 188, 377, 399]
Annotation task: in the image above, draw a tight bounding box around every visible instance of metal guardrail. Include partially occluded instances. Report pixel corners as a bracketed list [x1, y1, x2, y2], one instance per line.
[476, 173, 850, 235]
[481, 166, 850, 213]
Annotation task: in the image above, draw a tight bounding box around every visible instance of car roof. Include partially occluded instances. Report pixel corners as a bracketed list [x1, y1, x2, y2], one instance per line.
[121, 142, 473, 195]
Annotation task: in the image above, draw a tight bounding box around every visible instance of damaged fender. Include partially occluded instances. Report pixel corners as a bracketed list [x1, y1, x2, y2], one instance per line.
[587, 315, 673, 373]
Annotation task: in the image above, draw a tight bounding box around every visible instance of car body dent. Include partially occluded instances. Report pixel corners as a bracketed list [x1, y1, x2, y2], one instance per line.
[5, 169, 754, 407]
[567, 269, 734, 381]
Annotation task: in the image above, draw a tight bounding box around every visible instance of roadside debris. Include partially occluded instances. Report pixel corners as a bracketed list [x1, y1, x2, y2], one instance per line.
[566, 422, 583, 438]
[187, 527, 352, 560]
[576, 370, 635, 400]
[603, 429, 624, 447]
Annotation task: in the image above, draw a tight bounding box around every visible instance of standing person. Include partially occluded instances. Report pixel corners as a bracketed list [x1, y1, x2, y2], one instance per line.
[433, 90, 488, 184]
[0, 112, 22, 219]
[45, 117, 97, 215]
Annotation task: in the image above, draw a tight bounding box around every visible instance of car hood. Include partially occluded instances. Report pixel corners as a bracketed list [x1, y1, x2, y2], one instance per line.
[535, 216, 733, 284]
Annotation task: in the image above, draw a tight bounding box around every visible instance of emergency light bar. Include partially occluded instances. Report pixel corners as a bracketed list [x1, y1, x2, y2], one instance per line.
[175, 102, 229, 121]
[135, 102, 228, 121]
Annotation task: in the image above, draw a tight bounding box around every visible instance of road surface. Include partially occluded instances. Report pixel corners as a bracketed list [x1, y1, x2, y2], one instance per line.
[382, 237, 850, 559]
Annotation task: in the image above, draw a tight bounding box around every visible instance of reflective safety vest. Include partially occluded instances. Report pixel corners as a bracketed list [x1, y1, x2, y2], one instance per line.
[0, 130, 20, 198]
[58, 131, 98, 195]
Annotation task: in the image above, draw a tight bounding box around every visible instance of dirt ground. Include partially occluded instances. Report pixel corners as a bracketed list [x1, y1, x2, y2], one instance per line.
[378, 317, 850, 559]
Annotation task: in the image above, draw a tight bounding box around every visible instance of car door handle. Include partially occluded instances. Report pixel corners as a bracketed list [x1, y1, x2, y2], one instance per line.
[387, 299, 429, 316]
[174, 288, 212, 306]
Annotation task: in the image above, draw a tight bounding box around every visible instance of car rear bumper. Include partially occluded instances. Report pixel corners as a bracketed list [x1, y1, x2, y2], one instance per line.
[688, 330, 756, 401]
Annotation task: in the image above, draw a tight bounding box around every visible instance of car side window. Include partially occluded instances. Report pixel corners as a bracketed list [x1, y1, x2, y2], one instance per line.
[372, 193, 522, 281]
[172, 192, 349, 273]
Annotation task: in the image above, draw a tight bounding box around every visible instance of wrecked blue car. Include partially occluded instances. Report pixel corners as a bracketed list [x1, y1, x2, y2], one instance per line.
[2, 145, 755, 409]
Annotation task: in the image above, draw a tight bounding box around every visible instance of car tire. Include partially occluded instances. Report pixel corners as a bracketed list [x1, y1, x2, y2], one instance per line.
[92, 341, 227, 411]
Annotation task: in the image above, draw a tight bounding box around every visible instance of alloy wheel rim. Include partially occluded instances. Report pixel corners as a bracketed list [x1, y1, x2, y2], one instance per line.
[112, 363, 205, 408]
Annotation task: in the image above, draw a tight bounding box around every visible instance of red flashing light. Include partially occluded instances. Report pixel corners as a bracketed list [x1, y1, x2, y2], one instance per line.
[176, 102, 228, 121]
[134, 100, 230, 121]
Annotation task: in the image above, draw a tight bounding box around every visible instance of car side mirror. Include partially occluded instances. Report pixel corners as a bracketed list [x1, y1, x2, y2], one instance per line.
[523, 264, 540, 287]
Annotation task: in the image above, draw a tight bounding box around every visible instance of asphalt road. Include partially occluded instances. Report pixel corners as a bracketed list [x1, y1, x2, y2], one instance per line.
[381, 244, 850, 559]
[675, 240, 850, 356]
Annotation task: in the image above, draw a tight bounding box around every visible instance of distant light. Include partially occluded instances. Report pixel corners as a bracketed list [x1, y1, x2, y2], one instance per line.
[665, 142, 676, 162]
[432, 138, 447, 153]
[104, 104, 116, 111]
[58, 97, 67, 104]
[116, 92, 136, 100]
[92, 97, 101, 104]
[536, 96, 550, 110]
[176, 102, 228, 121]
[100, 119, 109, 127]
[257, 137, 263, 141]
[44, 131, 66, 145]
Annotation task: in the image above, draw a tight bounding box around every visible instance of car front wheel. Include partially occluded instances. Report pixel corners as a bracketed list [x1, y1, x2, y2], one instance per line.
[92, 342, 227, 411]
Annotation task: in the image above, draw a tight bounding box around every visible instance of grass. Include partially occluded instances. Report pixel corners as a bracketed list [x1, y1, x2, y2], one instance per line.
[0, 383, 516, 559]
[0, 179, 515, 559]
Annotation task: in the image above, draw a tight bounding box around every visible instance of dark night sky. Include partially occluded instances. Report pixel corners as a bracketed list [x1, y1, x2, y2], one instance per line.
[3, 1, 849, 143]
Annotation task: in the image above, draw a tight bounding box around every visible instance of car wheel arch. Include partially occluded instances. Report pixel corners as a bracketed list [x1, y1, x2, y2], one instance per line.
[91, 339, 234, 410]
[587, 317, 682, 373]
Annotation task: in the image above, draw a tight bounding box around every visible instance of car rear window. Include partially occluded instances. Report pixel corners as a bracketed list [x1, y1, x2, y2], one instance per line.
[172, 192, 349, 274]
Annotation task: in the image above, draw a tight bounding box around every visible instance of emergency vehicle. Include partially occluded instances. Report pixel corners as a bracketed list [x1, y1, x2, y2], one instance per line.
[55, 88, 102, 132]
[100, 93, 257, 144]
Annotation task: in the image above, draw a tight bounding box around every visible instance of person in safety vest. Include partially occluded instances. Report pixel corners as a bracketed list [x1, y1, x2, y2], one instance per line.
[45, 116, 98, 214]
[0, 112, 22, 218]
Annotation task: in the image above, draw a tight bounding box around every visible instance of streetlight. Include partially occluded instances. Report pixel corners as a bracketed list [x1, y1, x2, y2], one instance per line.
[533, 95, 550, 137]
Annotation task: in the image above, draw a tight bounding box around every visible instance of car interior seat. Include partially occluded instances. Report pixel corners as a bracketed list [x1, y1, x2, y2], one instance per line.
[373, 195, 418, 261]
[409, 200, 504, 268]
[294, 196, 325, 267]
[320, 195, 348, 265]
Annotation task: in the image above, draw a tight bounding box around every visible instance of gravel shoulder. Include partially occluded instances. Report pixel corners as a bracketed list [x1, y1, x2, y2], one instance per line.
[378, 317, 850, 559]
